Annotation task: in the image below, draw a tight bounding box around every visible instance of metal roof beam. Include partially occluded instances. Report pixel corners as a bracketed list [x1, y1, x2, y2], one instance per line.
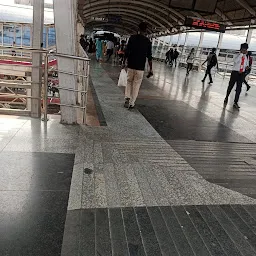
[215, 8, 233, 25]
[86, 17, 154, 34]
[87, 18, 139, 30]
[235, 0, 256, 16]
[83, 6, 173, 30]
[83, 9, 169, 32]
[81, 0, 184, 24]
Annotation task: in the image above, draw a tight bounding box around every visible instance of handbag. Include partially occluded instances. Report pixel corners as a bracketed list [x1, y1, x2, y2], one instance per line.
[118, 69, 127, 87]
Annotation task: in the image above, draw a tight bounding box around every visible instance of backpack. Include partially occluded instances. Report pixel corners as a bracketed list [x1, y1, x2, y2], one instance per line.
[210, 53, 217, 66]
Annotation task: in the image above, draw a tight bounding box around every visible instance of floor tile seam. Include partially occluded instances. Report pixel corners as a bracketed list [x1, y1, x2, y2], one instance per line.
[208, 205, 256, 255]
[220, 205, 256, 250]
[132, 207, 149, 256]
[141, 163, 179, 205]
[145, 206, 178, 256]
[70, 161, 84, 212]
[228, 205, 256, 237]
[241, 205, 256, 223]
[169, 142, 256, 146]
[123, 163, 145, 207]
[112, 162, 134, 207]
[103, 163, 122, 208]
[140, 163, 170, 206]
[132, 163, 158, 206]
[119, 208, 132, 256]
[158, 206, 182, 256]
[195, 205, 240, 256]
[185, 205, 229, 256]
[0, 123, 23, 151]
[107, 208, 115, 256]
[81, 161, 91, 209]
[77, 208, 83, 256]
[160, 167, 197, 204]
[172, 205, 211, 256]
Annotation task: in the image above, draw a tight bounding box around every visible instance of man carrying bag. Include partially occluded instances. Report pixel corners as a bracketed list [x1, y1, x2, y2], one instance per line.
[202, 48, 218, 84]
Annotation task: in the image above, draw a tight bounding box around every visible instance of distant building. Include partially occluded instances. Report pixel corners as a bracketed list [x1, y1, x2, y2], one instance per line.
[14, 0, 53, 8]
[14, 0, 33, 5]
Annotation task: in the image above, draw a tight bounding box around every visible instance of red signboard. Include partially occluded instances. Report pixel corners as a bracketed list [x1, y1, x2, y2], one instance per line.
[185, 17, 226, 33]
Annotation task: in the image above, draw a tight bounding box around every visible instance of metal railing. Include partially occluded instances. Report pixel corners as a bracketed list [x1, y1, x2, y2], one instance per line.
[0, 45, 90, 124]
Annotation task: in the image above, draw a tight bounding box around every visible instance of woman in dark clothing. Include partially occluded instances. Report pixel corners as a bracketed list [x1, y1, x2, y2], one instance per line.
[169, 49, 174, 66]
[88, 38, 94, 53]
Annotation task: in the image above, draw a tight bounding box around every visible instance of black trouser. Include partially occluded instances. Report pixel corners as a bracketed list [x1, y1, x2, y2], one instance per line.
[187, 63, 193, 73]
[202, 65, 213, 83]
[173, 58, 177, 67]
[106, 49, 113, 61]
[243, 70, 251, 89]
[169, 58, 174, 66]
[226, 71, 245, 103]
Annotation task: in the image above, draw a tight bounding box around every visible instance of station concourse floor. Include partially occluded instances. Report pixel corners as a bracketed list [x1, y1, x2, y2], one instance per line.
[1, 61, 256, 255]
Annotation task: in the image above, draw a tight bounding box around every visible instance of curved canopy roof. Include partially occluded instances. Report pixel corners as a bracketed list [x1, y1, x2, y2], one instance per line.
[78, 0, 256, 35]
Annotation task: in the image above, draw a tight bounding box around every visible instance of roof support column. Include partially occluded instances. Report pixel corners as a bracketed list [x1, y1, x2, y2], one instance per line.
[31, 0, 44, 118]
[246, 27, 253, 46]
[168, 35, 173, 47]
[177, 33, 182, 46]
[216, 32, 223, 56]
[196, 31, 204, 68]
[76, 20, 85, 105]
[53, 0, 78, 124]
[182, 32, 189, 57]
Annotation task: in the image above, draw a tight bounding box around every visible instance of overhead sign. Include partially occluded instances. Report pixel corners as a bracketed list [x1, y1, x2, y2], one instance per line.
[184, 17, 226, 33]
[91, 17, 108, 22]
[91, 15, 122, 24]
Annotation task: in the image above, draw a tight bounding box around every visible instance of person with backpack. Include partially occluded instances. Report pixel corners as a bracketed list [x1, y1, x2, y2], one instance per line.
[243, 51, 253, 91]
[202, 48, 218, 84]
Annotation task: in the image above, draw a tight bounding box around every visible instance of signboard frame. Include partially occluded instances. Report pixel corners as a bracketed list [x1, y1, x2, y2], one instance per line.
[184, 17, 226, 33]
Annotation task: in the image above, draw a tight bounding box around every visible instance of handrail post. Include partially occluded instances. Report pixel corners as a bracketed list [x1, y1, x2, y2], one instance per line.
[42, 53, 48, 121]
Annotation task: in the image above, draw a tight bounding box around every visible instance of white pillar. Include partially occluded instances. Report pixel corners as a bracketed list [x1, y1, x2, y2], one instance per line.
[177, 33, 182, 46]
[169, 35, 173, 47]
[246, 28, 253, 46]
[216, 32, 223, 56]
[76, 21, 85, 104]
[196, 31, 204, 69]
[196, 31, 204, 57]
[31, 0, 44, 118]
[53, 0, 78, 124]
[182, 32, 189, 56]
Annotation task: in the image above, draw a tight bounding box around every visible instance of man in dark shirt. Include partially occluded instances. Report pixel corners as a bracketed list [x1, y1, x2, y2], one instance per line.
[123, 22, 153, 109]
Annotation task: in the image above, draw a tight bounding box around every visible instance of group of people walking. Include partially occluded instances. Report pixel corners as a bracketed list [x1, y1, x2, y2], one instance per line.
[185, 44, 253, 109]
[80, 35, 125, 63]
[83, 26, 253, 112]
[165, 48, 180, 67]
